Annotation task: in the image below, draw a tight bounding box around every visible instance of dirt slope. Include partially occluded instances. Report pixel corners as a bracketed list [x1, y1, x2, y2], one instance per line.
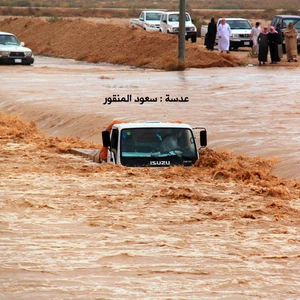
[0, 17, 242, 69]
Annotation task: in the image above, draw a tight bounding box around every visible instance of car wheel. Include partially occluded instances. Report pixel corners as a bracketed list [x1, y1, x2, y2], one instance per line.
[191, 35, 197, 43]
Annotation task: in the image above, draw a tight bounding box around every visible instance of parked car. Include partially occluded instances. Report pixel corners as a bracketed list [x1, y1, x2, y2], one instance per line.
[201, 18, 252, 50]
[0, 31, 34, 65]
[270, 15, 300, 53]
[130, 10, 163, 32]
[218, 18, 252, 50]
[159, 11, 197, 43]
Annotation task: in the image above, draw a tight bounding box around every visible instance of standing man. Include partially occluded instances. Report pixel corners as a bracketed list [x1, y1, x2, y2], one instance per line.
[257, 26, 269, 65]
[268, 26, 280, 64]
[250, 21, 261, 53]
[217, 18, 232, 53]
[284, 22, 298, 62]
[276, 23, 283, 59]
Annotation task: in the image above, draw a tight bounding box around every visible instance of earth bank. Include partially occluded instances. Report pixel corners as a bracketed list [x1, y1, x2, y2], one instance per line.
[0, 17, 243, 70]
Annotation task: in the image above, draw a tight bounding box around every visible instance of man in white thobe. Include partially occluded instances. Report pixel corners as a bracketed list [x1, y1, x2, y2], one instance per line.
[250, 21, 261, 53]
[217, 18, 232, 53]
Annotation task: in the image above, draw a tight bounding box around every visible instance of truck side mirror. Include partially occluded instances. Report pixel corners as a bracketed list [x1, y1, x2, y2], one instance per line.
[102, 130, 111, 147]
[200, 129, 207, 148]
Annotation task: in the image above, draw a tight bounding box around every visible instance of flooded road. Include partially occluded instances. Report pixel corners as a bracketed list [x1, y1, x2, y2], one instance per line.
[1, 56, 300, 300]
[1, 56, 299, 179]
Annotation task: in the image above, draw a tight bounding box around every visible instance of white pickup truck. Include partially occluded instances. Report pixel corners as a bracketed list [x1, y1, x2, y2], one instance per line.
[130, 10, 163, 32]
[0, 31, 34, 65]
[201, 18, 252, 50]
[159, 11, 197, 43]
[101, 121, 207, 167]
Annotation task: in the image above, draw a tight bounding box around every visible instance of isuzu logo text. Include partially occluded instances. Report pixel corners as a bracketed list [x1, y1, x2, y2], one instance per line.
[150, 161, 171, 166]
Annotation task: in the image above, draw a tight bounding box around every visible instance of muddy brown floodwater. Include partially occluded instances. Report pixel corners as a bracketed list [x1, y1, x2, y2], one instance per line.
[1, 56, 299, 179]
[0, 56, 300, 300]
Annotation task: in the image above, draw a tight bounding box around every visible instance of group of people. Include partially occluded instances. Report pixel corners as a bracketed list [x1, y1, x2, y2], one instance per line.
[204, 18, 298, 65]
[204, 17, 231, 53]
[254, 22, 298, 65]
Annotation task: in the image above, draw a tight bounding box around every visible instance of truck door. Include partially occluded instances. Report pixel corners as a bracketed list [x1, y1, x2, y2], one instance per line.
[110, 129, 119, 164]
[139, 11, 144, 22]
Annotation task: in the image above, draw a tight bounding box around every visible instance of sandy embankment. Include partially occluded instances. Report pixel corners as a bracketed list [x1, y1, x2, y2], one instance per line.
[0, 17, 244, 69]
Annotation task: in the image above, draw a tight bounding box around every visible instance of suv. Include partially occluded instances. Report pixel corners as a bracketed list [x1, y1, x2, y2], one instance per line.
[217, 18, 252, 50]
[271, 15, 300, 53]
[0, 31, 34, 65]
[159, 11, 197, 43]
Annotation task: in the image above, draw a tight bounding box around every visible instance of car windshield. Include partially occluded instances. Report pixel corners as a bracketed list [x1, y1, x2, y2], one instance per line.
[293, 20, 300, 30]
[0, 34, 20, 45]
[282, 18, 300, 29]
[168, 13, 190, 22]
[145, 12, 162, 21]
[226, 20, 252, 29]
[120, 127, 197, 159]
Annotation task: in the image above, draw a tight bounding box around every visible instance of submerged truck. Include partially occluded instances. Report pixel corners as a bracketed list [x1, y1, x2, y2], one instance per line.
[101, 121, 207, 167]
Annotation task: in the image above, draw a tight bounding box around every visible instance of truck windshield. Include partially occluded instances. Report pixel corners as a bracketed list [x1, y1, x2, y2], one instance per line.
[0, 34, 19, 45]
[292, 20, 300, 30]
[282, 18, 300, 29]
[168, 13, 190, 22]
[226, 20, 252, 30]
[145, 12, 162, 21]
[120, 127, 198, 167]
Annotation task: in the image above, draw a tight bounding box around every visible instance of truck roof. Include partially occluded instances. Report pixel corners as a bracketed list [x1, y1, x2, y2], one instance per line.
[142, 10, 164, 13]
[218, 18, 249, 21]
[0, 31, 16, 35]
[272, 14, 300, 18]
[112, 121, 193, 130]
[162, 11, 190, 15]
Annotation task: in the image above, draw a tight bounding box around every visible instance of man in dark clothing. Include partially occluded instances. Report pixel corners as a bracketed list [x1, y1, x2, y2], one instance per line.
[205, 18, 217, 51]
[276, 23, 283, 59]
[258, 26, 269, 65]
[268, 26, 280, 64]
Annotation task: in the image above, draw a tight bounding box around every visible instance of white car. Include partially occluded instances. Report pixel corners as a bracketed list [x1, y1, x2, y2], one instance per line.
[217, 18, 252, 50]
[130, 11, 163, 32]
[0, 31, 34, 65]
[160, 11, 197, 43]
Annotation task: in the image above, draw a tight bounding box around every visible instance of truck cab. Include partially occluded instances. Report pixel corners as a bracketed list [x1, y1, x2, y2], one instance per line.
[159, 11, 197, 43]
[271, 15, 300, 53]
[102, 122, 207, 167]
[130, 11, 163, 32]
